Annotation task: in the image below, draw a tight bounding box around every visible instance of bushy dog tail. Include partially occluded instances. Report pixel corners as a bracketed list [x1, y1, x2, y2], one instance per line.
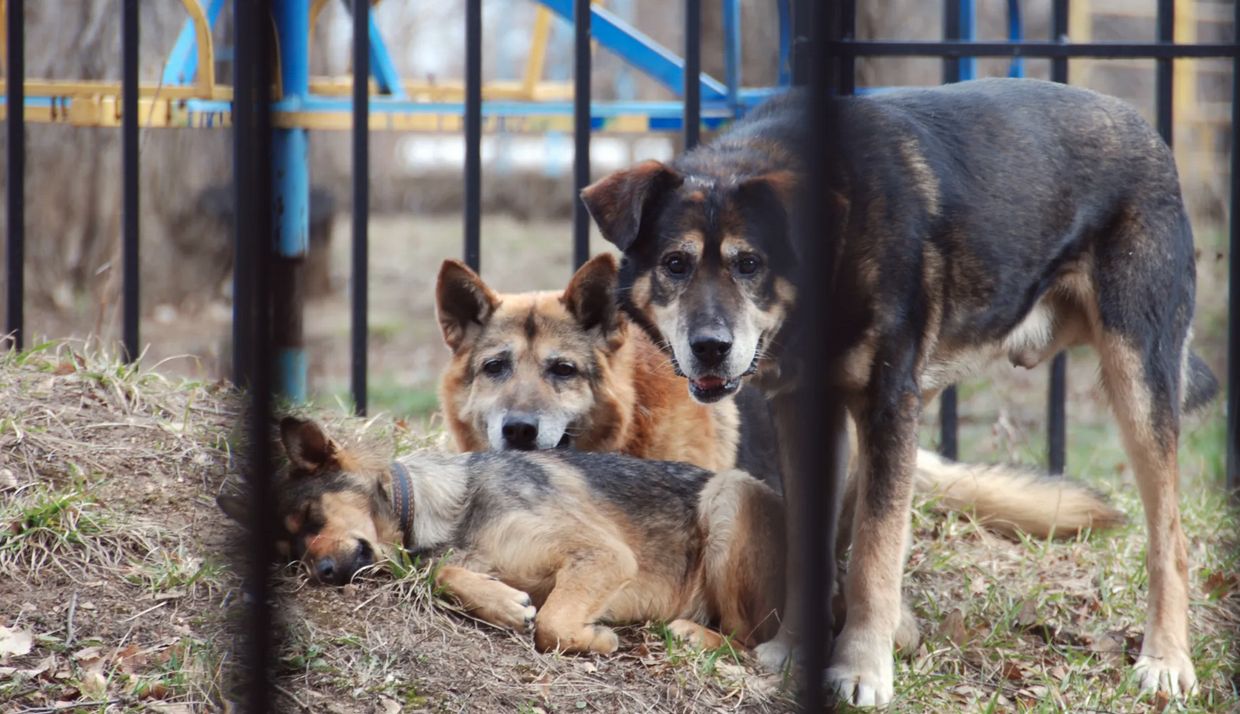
[913, 449, 1125, 539]
[1183, 350, 1219, 415]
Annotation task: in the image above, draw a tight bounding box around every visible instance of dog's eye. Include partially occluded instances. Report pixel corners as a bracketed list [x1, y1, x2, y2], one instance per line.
[735, 253, 762, 276]
[482, 358, 508, 376]
[549, 361, 577, 378]
[663, 253, 690, 276]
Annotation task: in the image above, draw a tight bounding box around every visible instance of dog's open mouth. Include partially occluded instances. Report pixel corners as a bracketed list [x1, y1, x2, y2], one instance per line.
[689, 375, 742, 402]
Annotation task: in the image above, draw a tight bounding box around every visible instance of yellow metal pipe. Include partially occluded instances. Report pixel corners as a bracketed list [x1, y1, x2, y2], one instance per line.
[522, 7, 553, 98]
[178, 0, 216, 97]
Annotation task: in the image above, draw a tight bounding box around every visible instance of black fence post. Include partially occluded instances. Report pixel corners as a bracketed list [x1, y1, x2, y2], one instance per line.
[1228, 0, 1240, 496]
[797, 1, 843, 709]
[233, 0, 278, 709]
[464, 0, 482, 273]
[1047, 0, 1069, 475]
[122, 0, 139, 362]
[1156, 0, 1174, 145]
[684, 0, 701, 151]
[352, 0, 369, 415]
[938, 0, 961, 461]
[5, 0, 23, 351]
[572, 0, 591, 270]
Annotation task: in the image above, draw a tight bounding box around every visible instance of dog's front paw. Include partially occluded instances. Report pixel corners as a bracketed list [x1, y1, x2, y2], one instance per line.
[754, 638, 796, 673]
[824, 627, 894, 708]
[478, 580, 537, 633]
[667, 619, 726, 651]
[1134, 648, 1197, 699]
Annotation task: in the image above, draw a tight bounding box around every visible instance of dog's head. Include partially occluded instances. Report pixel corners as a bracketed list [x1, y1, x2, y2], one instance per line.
[581, 160, 798, 403]
[436, 254, 629, 452]
[217, 418, 402, 585]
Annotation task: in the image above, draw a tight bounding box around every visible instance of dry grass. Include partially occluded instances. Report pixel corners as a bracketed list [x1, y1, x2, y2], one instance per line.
[1, 341, 1236, 713]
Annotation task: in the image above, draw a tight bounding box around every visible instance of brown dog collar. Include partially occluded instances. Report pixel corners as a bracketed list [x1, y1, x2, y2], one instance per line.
[390, 461, 413, 548]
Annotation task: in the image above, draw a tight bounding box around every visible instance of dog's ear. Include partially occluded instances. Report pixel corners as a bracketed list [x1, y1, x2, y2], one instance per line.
[580, 160, 682, 253]
[280, 417, 339, 473]
[436, 259, 499, 352]
[562, 253, 619, 334]
[737, 170, 798, 209]
[216, 493, 250, 525]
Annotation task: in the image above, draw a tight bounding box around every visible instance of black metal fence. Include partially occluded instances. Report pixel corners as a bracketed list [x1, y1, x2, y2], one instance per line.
[2, 0, 1237, 710]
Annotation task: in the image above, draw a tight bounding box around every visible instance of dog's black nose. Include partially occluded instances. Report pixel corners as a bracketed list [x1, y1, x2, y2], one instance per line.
[502, 414, 539, 450]
[690, 332, 732, 367]
[315, 557, 337, 583]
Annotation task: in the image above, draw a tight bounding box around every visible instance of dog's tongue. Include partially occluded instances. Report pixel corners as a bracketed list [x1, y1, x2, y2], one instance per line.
[693, 376, 726, 391]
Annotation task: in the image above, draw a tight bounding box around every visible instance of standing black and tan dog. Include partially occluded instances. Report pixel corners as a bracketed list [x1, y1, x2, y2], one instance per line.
[582, 78, 1218, 705]
[219, 417, 785, 653]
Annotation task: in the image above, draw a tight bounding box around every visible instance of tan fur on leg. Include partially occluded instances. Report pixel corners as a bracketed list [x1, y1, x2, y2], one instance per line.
[435, 565, 537, 633]
[534, 547, 638, 655]
[1098, 337, 1196, 697]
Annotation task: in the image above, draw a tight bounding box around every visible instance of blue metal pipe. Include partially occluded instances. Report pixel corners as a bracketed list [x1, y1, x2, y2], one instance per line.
[534, 0, 727, 100]
[959, 0, 977, 80]
[368, 11, 407, 98]
[272, 0, 310, 402]
[1007, 0, 1025, 78]
[777, 0, 792, 86]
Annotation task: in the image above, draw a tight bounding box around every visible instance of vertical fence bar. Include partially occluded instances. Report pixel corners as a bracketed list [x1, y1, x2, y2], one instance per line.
[1228, 0, 1240, 495]
[937, 0, 962, 460]
[5, 0, 23, 350]
[683, 0, 700, 150]
[942, 0, 960, 85]
[464, 0, 482, 272]
[797, 1, 842, 708]
[1156, 0, 1174, 145]
[723, 0, 741, 114]
[1047, 0, 1069, 474]
[233, 0, 277, 708]
[122, 0, 139, 362]
[791, 0, 811, 85]
[352, 0, 369, 414]
[572, 0, 591, 270]
[838, 0, 855, 95]
[272, 0, 310, 403]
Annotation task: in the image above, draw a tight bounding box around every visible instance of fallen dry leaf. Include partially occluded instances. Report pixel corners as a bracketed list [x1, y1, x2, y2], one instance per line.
[935, 609, 969, 647]
[1015, 599, 1039, 629]
[24, 654, 56, 680]
[0, 626, 34, 658]
[114, 642, 147, 674]
[79, 670, 108, 699]
[1203, 571, 1237, 600]
[1000, 660, 1025, 683]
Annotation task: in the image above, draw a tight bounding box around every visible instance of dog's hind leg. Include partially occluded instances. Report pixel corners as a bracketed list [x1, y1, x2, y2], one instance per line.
[1089, 200, 1199, 698]
[699, 469, 786, 648]
[435, 565, 537, 633]
[533, 541, 638, 655]
[1098, 333, 1197, 697]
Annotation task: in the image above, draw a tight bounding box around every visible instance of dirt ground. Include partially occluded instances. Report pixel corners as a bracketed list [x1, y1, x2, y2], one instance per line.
[1, 340, 1237, 712]
[3, 213, 1237, 712]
